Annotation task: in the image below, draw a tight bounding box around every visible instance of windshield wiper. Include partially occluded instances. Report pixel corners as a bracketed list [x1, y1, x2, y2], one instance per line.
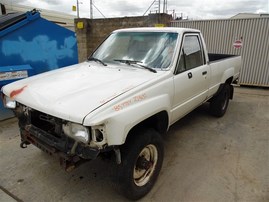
[114, 59, 157, 73]
[88, 57, 107, 66]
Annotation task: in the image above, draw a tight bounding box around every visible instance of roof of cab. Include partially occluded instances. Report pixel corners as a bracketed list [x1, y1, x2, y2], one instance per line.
[113, 27, 200, 34]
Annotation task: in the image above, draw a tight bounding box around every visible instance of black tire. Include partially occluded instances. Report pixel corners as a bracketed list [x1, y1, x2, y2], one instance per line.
[118, 128, 164, 200]
[210, 84, 231, 117]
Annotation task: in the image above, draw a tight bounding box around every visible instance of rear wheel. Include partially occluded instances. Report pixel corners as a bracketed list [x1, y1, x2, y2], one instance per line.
[210, 84, 231, 117]
[118, 128, 164, 200]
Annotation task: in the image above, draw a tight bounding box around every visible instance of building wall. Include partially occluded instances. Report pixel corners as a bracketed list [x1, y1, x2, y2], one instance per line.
[75, 14, 172, 62]
[171, 18, 269, 87]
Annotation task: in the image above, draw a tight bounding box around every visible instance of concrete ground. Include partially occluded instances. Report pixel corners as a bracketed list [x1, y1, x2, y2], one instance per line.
[0, 86, 268, 202]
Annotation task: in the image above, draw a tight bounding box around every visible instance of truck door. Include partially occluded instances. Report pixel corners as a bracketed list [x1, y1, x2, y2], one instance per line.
[171, 33, 210, 123]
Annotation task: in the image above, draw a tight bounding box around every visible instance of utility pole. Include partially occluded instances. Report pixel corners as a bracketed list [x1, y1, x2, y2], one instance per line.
[90, 0, 93, 19]
[76, 0, 79, 18]
[143, 0, 167, 16]
[163, 0, 167, 13]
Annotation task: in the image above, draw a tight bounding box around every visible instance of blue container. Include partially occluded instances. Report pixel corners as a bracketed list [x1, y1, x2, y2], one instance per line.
[0, 10, 78, 120]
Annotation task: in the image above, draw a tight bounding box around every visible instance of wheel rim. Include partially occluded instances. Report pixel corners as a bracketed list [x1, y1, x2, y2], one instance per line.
[133, 144, 158, 187]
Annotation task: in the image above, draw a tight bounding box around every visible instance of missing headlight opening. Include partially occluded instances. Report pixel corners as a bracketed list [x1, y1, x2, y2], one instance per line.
[92, 129, 104, 142]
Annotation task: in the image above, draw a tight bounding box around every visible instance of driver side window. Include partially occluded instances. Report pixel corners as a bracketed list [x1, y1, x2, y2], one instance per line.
[175, 35, 204, 74]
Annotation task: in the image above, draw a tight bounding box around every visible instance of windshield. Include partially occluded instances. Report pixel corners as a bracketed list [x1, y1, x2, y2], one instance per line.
[91, 32, 178, 70]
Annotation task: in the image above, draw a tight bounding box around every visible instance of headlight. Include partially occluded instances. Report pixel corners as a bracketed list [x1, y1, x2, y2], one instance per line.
[2, 95, 16, 109]
[62, 122, 90, 143]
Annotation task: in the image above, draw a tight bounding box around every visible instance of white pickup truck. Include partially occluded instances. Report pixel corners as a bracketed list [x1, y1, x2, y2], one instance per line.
[2, 27, 240, 200]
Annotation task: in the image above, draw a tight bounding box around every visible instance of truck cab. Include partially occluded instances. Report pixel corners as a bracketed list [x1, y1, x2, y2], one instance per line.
[1, 27, 240, 200]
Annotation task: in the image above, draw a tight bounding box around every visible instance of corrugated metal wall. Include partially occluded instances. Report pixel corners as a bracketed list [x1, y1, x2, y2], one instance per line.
[171, 18, 269, 87]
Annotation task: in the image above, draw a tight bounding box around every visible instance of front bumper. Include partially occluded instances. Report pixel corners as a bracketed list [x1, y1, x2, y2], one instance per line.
[21, 124, 100, 158]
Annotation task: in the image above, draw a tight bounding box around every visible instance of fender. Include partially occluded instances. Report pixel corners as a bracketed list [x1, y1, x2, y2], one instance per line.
[84, 94, 171, 146]
[221, 67, 234, 83]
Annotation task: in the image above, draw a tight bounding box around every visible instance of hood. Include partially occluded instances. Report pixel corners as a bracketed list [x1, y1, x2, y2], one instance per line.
[2, 62, 159, 123]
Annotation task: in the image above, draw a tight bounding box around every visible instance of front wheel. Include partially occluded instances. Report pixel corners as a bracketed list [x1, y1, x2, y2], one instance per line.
[118, 128, 164, 200]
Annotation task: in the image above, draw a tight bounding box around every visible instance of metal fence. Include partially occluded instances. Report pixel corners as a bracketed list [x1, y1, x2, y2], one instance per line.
[171, 18, 269, 87]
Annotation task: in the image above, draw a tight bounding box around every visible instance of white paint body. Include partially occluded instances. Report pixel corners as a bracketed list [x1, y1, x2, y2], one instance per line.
[2, 28, 241, 147]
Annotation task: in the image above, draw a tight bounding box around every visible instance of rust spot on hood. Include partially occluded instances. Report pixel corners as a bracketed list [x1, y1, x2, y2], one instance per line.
[10, 85, 27, 98]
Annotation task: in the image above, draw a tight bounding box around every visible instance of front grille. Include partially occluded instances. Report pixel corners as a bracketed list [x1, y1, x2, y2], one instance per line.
[30, 110, 63, 138]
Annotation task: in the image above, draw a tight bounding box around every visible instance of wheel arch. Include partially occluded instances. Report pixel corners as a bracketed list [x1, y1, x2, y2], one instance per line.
[212, 77, 234, 101]
[125, 110, 169, 143]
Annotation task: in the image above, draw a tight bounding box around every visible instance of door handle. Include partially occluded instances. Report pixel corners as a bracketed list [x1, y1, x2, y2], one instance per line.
[202, 71, 207, 75]
[188, 72, 192, 79]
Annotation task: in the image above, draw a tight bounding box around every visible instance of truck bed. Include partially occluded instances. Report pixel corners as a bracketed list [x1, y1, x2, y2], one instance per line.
[208, 54, 241, 97]
[208, 53, 237, 62]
